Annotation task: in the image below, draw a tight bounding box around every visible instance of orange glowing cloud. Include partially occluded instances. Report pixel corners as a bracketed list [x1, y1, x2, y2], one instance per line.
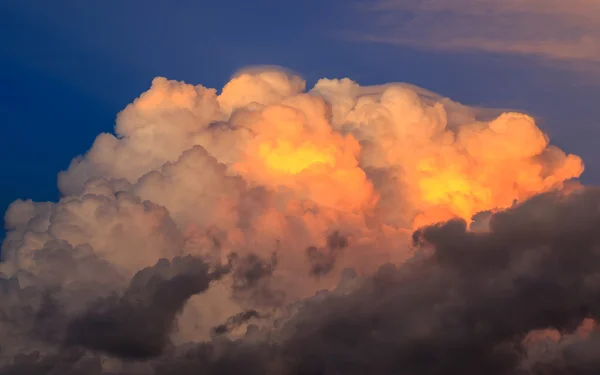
[408, 114, 584, 228]
[233, 97, 377, 213]
[312, 79, 584, 229]
[56, 68, 584, 239]
[258, 140, 336, 175]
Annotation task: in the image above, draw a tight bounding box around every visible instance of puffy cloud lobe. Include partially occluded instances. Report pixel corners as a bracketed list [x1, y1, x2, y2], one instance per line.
[2, 182, 184, 278]
[0, 66, 591, 374]
[459, 113, 549, 161]
[232, 96, 376, 212]
[218, 67, 306, 116]
[132, 146, 249, 230]
[58, 78, 221, 196]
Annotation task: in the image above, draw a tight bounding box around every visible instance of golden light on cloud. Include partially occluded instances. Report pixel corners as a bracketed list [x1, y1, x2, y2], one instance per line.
[258, 140, 336, 175]
[229, 98, 378, 213]
[41, 67, 583, 252]
[418, 166, 491, 220]
[409, 151, 584, 229]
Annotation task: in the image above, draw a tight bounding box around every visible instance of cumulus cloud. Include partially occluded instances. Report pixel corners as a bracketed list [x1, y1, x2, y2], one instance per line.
[352, 0, 600, 70]
[0, 66, 592, 373]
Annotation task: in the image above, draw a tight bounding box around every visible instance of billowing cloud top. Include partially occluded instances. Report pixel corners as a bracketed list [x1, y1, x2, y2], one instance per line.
[0, 66, 593, 374]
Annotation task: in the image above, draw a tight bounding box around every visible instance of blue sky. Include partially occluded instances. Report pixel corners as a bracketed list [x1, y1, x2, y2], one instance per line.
[2, 0, 600, 240]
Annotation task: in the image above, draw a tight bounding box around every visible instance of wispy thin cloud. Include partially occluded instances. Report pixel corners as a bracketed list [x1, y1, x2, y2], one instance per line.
[352, 0, 600, 67]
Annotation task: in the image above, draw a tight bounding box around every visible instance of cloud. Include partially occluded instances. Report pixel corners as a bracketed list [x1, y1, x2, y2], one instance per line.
[6, 188, 600, 373]
[63, 255, 231, 359]
[0, 66, 592, 373]
[277, 188, 600, 375]
[353, 0, 600, 69]
[306, 231, 348, 277]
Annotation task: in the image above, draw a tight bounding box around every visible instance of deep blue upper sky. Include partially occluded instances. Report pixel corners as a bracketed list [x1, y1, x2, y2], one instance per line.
[2, 0, 600, 241]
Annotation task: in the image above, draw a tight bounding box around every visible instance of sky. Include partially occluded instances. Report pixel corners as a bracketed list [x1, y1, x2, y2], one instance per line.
[5, 2, 600, 372]
[2, 0, 600, 242]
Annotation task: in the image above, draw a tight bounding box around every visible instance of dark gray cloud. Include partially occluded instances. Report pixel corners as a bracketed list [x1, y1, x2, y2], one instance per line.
[231, 253, 278, 291]
[0, 349, 101, 375]
[211, 310, 263, 336]
[306, 231, 348, 277]
[5, 188, 600, 374]
[63, 255, 230, 360]
[230, 252, 284, 308]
